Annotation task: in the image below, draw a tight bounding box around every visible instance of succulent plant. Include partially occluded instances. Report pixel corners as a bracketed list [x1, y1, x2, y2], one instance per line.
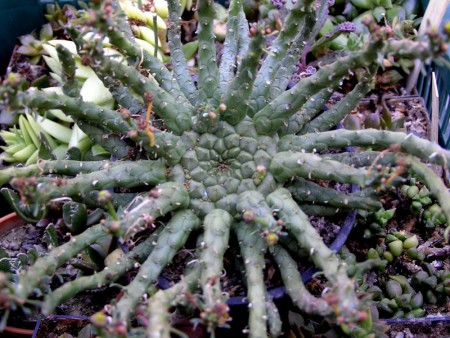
[0, 0, 449, 337]
[1, 0, 190, 166]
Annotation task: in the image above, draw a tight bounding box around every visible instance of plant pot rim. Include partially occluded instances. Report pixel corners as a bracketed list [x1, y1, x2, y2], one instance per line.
[3, 325, 35, 338]
[381, 94, 426, 102]
[32, 315, 91, 338]
[0, 212, 22, 234]
[384, 315, 450, 324]
[0, 212, 35, 337]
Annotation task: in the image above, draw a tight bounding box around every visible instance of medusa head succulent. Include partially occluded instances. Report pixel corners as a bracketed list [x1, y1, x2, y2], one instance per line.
[1, 0, 450, 337]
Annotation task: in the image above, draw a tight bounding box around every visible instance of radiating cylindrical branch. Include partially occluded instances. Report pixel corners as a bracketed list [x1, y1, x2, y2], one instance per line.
[384, 34, 448, 61]
[10, 160, 167, 205]
[14, 224, 108, 301]
[219, 0, 244, 94]
[265, 297, 282, 338]
[2, 70, 147, 160]
[166, 0, 198, 105]
[278, 129, 450, 170]
[236, 190, 283, 245]
[113, 182, 190, 240]
[196, 0, 221, 107]
[198, 209, 232, 330]
[237, 8, 250, 60]
[322, 150, 397, 168]
[250, 0, 316, 114]
[0, 159, 124, 186]
[299, 66, 376, 134]
[221, 32, 264, 125]
[146, 233, 203, 338]
[55, 44, 80, 98]
[111, 209, 201, 324]
[253, 46, 379, 135]
[288, 177, 382, 211]
[269, 244, 332, 316]
[278, 85, 339, 137]
[235, 222, 269, 338]
[253, 0, 329, 112]
[69, 118, 133, 159]
[146, 263, 201, 338]
[266, 188, 369, 329]
[270, 151, 377, 187]
[42, 227, 163, 314]
[4, 87, 133, 135]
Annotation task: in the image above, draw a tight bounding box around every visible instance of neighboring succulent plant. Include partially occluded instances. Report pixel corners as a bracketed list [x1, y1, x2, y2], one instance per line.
[14, 23, 55, 66]
[1, 0, 189, 166]
[400, 178, 448, 229]
[356, 207, 396, 238]
[0, 0, 449, 337]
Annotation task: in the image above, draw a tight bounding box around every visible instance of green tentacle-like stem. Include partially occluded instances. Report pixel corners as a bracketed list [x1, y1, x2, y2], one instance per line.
[279, 129, 450, 170]
[323, 150, 397, 168]
[296, 204, 348, 217]
[15, 224, 108, 300]
[270, 151, 377, 187]
[237, 9, 250, 60]
[56, 45, 80, 98]
[221, 33, 264, 125]
[236, 190, 282, 243]
[199, 210, 231, 313]
[253, 45, 381, 134]
[266, 188, 362, 324]
[196, 0, 220, 106]
[235, 222, 269, 338]
[115, 182, 190, 239]
[42, 227, 163, 314]
[66, 26, 145, 115]
[68, 119, 132, 159]
[0, 159, 125, 186]
[263, 0, 328, 108]
[9, 90, 132, 135]
[278, 85, 339, 137]
[12, 160, 167, 204]
[288, 177, 382, 211]
[219, 0, 243, 94]
[254, 31, 445, 135]
[146, 264, 201, 338]
[300, 66, 376, 134]
[269, 244, 332, 316]
[265, 297, 282, 337]
[250, 0, 316, 114]
[112, 209, 201, 323]
[298, 0, 332, 65]
[167, 0, 198, 106]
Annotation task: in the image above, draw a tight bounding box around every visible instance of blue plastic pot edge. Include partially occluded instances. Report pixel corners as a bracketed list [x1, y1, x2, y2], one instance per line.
[384, 316, 450, 324]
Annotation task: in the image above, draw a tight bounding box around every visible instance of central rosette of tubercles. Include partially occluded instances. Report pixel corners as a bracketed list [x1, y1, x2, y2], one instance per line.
[179, 119, 279, 216]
